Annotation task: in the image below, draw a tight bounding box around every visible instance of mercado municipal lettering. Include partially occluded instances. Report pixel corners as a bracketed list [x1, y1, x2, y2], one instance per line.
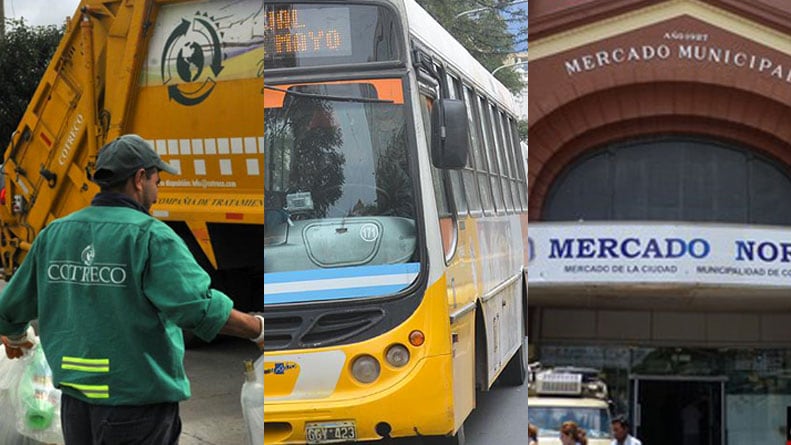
[548, 237, 710, 259]
[528, 224, 791, 286]
[564, 43, 791, 83]
[547, 237, 791, 263]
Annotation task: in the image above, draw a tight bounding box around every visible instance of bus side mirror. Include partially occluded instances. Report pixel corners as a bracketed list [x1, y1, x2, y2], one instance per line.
[431, 99, 469, 169]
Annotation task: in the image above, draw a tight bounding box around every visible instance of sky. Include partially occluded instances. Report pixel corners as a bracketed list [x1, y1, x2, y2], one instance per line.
[4, 0, 527, 51]
[5, 1, 527, 50]
[4, 0, 81, 27]
[506, 1, 528, 52]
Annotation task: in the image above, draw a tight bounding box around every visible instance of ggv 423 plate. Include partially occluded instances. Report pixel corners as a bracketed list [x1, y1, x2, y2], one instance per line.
[305, 421, 356, 443]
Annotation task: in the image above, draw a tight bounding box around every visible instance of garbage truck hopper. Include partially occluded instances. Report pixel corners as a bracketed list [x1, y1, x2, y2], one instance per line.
[0, 0, 264, 310]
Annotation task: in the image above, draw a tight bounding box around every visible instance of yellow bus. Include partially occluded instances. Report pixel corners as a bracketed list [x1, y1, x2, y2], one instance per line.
[263, 1, 529, 443]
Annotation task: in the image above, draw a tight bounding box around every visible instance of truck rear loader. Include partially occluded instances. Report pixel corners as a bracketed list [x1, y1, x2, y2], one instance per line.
[0, 0, 264, 311]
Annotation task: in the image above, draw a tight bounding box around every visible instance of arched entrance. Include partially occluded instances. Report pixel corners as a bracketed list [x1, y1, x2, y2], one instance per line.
[542, 135, 791, 225]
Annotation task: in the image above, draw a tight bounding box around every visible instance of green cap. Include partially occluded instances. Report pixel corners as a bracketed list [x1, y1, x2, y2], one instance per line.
[92, 134, 178, 187]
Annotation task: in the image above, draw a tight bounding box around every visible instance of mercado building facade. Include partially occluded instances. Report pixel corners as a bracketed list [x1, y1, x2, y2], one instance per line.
[528, 1, 791, 443]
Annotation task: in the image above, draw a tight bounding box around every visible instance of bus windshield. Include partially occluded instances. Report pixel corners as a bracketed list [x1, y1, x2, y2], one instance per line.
[530, 406, 613, 440]
[264, 81, 419, 305]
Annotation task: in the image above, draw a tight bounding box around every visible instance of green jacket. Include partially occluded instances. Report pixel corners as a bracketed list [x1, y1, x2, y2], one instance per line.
[0, 203, 233, 405]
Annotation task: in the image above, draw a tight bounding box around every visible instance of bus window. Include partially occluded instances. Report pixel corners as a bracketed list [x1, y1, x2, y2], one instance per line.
[443, 74, 468, 216]
[491, 105, 514, 213]
[421, 93, 457, 260]
[510, 120, 528, 210]
[450, 171, 468, 215]
[264, 81, 419, 282]
[446, 72, 465, 102]
[462, 163, 482, 215]
[441, 73, 468, 216]
[422, 95, 450, 217]
[463, 87, 485, 215]
[497, 110, 520, 212]
[470, 93, 495, 214]
[504, 117, 524, 211]
[478, 95, 504, 213]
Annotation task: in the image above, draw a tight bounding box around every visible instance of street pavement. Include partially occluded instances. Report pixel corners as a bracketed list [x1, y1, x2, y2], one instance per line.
[465, 379, 530, 445]
[0, 278, 261, 445]
[10, 334, 524, 445]
[181, 335, 262, 445]
[369, 368, 530, 444]
[1, 261, 524, 445]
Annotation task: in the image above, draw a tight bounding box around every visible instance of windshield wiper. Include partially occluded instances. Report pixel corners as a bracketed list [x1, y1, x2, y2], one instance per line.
[264, 84, 395, 104]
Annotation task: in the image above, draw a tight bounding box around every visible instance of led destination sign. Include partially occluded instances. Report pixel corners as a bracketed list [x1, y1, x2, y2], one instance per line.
[265, 7, 352, 59]
[264, 4, 401, 69]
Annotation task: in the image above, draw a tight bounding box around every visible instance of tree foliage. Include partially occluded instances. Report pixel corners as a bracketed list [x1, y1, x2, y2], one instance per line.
[518, 119, 528, 141]
[0, 19, 64, 150]
[264, 96, 346, 218]
[415, 0, 526, 93]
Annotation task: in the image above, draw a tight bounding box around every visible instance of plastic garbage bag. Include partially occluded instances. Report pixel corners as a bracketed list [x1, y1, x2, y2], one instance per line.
[241, 355, 264, 445]
[14, 344, 63, 444]
[0, 337, 41, 445]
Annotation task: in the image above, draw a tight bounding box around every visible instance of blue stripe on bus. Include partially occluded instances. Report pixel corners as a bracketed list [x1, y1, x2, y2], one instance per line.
[264, 284, 409, 304]
[264, 263, 420, 284]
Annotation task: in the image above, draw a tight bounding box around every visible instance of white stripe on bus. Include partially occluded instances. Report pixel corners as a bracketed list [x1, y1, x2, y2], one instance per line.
[266, 350, 346, 401]
[266, 272, 419, 295]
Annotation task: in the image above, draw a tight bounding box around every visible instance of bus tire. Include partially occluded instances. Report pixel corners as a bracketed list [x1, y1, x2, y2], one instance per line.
[498, 337, 527, 386]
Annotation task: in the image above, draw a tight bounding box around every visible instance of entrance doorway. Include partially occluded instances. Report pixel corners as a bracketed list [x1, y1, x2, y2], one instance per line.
[631, 377, 724, 445]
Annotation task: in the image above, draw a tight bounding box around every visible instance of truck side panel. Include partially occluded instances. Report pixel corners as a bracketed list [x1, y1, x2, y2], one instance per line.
[1, 0, 264, 309]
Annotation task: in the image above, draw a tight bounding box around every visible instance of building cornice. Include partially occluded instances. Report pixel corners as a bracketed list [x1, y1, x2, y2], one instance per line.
[530, 0, 791, 61]
[531, 0, 791, 50]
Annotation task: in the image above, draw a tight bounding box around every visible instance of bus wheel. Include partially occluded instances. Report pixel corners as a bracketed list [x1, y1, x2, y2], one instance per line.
[498, 337, 527, 386]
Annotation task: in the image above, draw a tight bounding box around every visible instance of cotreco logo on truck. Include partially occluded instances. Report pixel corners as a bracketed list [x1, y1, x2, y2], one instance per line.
[58, 113, 84, 166]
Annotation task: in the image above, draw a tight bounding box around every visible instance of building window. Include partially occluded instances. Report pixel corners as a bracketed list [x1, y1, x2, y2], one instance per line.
[544, 136, 791, 225]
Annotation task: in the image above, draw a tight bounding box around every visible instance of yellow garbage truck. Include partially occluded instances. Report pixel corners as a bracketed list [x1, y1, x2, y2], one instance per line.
[0, 0, 263, 310]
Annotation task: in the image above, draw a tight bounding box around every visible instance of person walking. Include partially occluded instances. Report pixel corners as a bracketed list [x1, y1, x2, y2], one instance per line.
[681, 398, 703, 445]
[528, 422, 539, 445]
[560, 421, 587, 445]
[611, 415, 642, 445]
[0, 134, 265, 444]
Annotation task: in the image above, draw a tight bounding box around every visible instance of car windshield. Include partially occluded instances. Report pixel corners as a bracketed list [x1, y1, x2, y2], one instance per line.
[530, 406, 613, 439]
[264, 81, 420, 304]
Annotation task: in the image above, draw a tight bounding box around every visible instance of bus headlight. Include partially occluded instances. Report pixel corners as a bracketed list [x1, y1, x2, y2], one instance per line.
[385, 344, 410, 368]
[351, 355, 380, 383]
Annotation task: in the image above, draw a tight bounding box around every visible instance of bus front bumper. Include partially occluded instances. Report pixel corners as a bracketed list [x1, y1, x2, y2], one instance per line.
[264, 353, 456, 444]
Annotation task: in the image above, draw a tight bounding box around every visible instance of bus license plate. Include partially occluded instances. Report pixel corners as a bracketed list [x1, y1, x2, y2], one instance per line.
[305, 421, 357, 443]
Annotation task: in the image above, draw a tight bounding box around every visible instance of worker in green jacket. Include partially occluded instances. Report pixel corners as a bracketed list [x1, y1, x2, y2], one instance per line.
[0, 134, 264, 444]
